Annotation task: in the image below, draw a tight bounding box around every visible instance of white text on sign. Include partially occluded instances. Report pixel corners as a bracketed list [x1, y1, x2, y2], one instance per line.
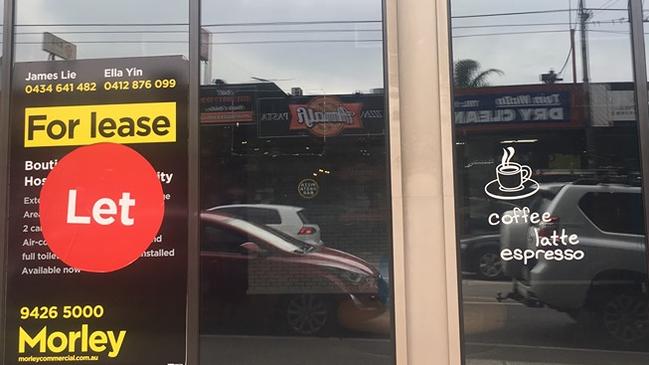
[66, 189, 135, 226]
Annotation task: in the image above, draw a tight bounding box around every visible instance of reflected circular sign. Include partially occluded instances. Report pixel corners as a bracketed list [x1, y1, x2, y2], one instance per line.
[297, 178, 319, 199]
[39, 143, 164, 273]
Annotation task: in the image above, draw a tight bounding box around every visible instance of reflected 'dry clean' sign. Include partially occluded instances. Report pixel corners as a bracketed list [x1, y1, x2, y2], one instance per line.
[3, 56, 188, 365]
[454, 89, 572, 125]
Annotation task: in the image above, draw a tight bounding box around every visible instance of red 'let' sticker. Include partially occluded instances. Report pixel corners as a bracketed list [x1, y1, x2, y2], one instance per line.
[39, 143, 164, 273]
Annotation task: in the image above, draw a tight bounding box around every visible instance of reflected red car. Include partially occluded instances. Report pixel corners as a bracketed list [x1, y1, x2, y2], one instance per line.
[199, 212, 389, 336]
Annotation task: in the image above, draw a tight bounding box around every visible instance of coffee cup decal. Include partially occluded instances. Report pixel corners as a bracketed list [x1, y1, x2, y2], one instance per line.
[485, 147, 539, 200]
[497, 147, 532, 192]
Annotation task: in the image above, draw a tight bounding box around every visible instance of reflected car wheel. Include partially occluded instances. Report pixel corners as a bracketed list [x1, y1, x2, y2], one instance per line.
[285, 294, 332, 336]
[475, 248, 503, 280]
[601, 291, 649, 343]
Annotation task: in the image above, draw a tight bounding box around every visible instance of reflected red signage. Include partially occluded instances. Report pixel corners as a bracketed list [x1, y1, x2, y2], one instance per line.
[288, 96, 363, 137]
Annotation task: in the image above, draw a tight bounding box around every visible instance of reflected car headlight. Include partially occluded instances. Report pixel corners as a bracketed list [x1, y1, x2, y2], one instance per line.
[328, 268, 368, 284]
[342, 271, 365, 284]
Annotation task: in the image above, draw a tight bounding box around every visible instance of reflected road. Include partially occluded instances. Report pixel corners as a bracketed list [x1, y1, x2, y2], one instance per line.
[463, 280, 649, 365]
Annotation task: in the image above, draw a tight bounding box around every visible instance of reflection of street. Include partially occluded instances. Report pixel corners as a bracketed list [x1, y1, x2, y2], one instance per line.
[200, 335, 393, 365]
[462, 280, 649, 365]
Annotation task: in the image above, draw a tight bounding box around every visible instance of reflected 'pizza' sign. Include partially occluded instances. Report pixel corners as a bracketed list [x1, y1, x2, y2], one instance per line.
[288, 96, 363, 137]
[258, 94, 385, 138]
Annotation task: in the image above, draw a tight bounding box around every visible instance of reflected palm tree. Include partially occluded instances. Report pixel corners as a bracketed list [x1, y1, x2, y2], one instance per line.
[454, 59, 503, 88]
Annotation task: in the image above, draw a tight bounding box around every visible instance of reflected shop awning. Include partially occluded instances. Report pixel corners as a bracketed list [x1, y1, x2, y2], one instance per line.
[200, 82, 286, 125]
[199, 81, 385, 139]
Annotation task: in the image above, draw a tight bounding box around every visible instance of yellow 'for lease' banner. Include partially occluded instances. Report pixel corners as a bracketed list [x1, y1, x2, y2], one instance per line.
[24, 102, 176, 148]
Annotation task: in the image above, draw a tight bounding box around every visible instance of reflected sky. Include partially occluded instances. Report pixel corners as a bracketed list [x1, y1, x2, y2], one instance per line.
[201, 0, 383, 94]
[13, 0, 384, 94]
[451, 0, 634, 84]
[14, 0, 189, 62]
[13, 0, 641, 91]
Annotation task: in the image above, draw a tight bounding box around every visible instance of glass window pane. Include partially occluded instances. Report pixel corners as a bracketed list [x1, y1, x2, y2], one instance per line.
[451, 1, 649, 363]
[199, 1, 394, 363]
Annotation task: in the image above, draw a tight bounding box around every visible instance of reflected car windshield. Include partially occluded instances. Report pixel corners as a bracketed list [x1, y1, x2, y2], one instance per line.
[224, 216, 311, 253]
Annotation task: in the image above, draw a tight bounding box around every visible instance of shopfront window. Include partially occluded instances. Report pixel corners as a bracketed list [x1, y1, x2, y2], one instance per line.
[198, 1, 394, 364]
[451, 1, 649, 363]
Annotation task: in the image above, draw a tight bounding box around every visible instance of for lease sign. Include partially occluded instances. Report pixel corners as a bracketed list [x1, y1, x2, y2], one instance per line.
[3, 56, 188, 365]
[24, 102, 177, 147]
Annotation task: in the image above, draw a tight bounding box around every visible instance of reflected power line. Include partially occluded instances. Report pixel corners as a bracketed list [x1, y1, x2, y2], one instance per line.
[452, 8, 627, 19]
[18, 39, 382, 45]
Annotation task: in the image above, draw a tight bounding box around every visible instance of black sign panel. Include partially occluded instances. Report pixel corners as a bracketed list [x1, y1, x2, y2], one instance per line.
[4, 56, 188, 365]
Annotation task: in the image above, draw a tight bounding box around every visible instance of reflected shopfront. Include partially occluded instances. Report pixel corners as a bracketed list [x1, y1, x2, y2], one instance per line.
[2, 0, 649, 364]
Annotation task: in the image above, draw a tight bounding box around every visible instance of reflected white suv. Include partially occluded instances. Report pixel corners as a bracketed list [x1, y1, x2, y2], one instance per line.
[500, 182, 648, 343]
[207, 204, 323, 246]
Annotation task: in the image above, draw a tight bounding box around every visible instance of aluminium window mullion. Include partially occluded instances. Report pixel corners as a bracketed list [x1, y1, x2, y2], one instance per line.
[628, 0, 649, 274]
[186, 0, 200, 364]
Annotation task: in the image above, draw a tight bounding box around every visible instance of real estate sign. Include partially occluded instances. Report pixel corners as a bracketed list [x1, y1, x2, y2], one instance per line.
[3, 56, 188, 365]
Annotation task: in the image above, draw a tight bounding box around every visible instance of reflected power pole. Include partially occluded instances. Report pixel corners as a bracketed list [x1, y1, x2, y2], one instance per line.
[579, 0, 591, 86]
[579, 0, 595, 169]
